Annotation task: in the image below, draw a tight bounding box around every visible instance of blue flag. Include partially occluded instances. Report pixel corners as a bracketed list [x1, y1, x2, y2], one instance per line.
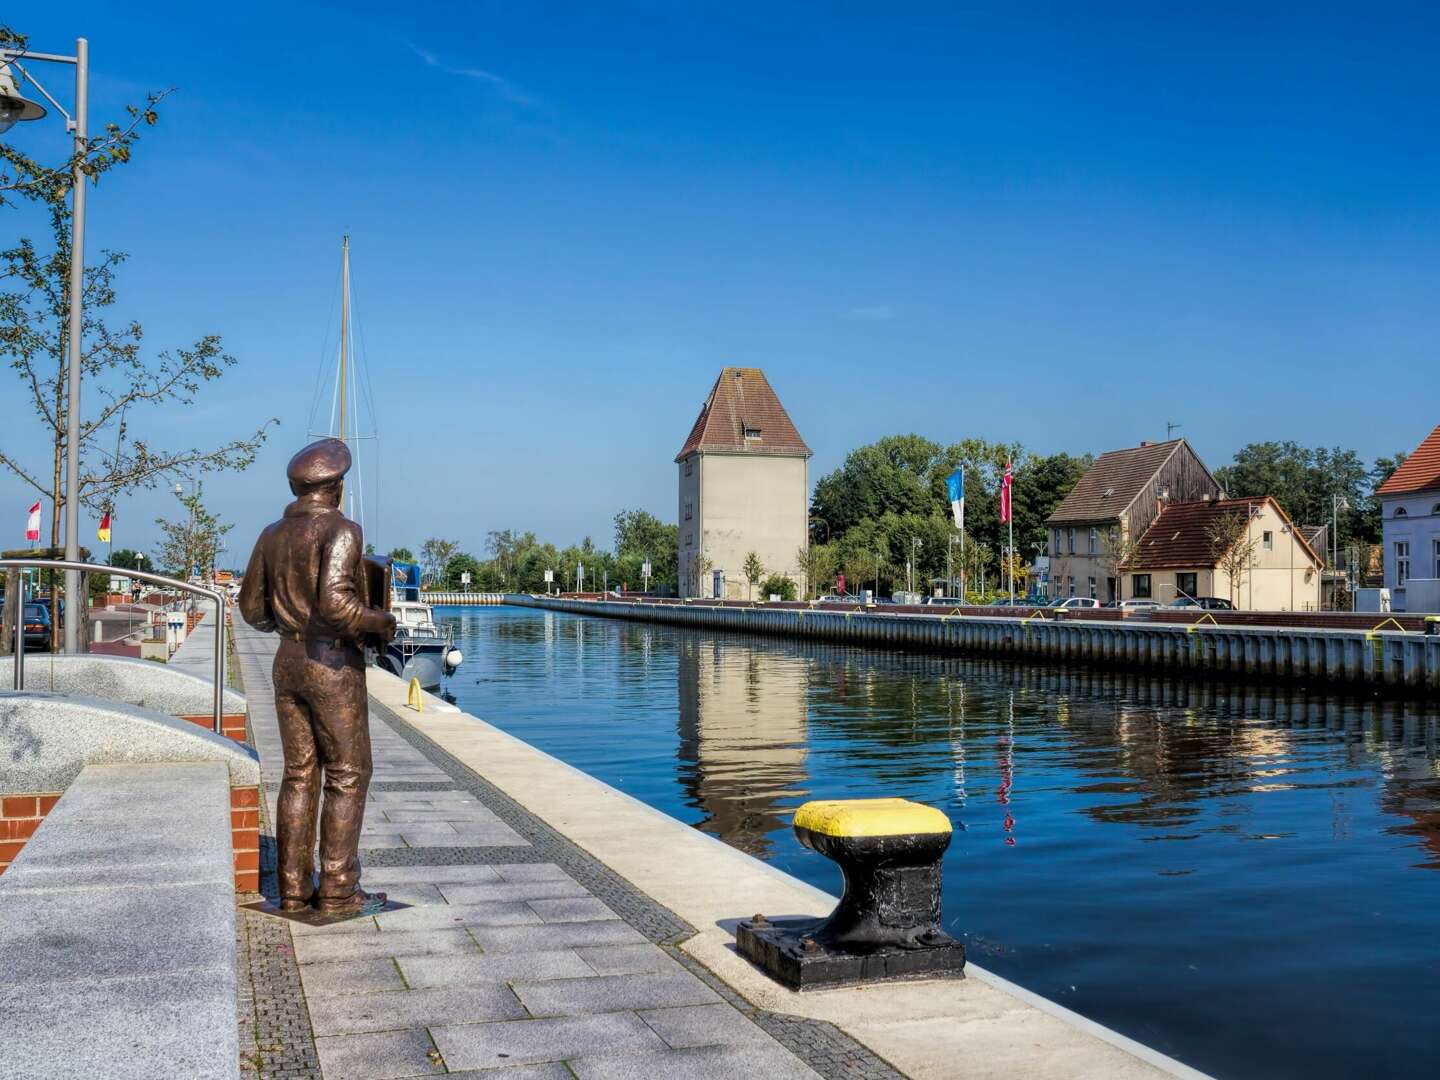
[946, 469, 964, 530]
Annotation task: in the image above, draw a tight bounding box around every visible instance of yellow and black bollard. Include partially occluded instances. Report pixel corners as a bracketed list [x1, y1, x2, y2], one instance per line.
[737, 797, 965, 990]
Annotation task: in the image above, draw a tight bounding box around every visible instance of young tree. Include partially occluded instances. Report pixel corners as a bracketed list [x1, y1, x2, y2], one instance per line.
[154, 492, 232, 581]
[795, 543, 837, 599]
[687, 552, 713, 598]
[742, 552, 764, 600]
[1207, 509, 1259, 606]
[760, 574, 796, 601]
[1098, 526, 1144, 603]
[388, 546, 415, 562]
[0, 31, 272, 547]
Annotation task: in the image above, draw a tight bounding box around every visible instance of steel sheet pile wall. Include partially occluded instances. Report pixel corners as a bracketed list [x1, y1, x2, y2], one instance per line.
[512, 598, 1440, 696]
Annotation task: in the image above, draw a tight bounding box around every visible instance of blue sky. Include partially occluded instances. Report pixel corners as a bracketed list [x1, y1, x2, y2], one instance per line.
[4, 3, 1438, 563]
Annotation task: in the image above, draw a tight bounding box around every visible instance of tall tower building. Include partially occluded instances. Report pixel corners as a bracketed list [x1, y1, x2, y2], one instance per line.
[675, 368, 812, 599]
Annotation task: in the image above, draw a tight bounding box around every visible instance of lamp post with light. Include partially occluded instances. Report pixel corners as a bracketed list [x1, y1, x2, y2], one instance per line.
[2, 39, 89, 653]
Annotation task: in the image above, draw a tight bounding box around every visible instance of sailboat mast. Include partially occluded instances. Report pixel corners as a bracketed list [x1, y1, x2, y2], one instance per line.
[339, 234, 350, 443]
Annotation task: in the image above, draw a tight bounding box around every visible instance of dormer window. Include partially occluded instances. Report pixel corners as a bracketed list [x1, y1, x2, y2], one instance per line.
[743, 427, 762, 440]
[1394, 507, 1408, 517]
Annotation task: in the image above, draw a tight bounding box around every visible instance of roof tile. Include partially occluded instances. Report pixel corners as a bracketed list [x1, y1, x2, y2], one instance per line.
[1376, 424, 1440, 497]
[675, 367, 811, 461]
[1047, 440, 1184, 524]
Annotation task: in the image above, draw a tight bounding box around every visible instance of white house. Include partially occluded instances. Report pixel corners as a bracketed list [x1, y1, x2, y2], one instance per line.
[1378, 423, 1440, 613]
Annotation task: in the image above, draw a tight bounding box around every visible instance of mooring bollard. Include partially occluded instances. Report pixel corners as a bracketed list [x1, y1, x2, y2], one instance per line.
[736, 797, 965, 990]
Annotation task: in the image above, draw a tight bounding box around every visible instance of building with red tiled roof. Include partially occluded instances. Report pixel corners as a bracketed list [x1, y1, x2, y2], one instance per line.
[1045, 438, 1221, 603]
[1378, 424, 1440, 607]
[676, 369, 812, 599]
[1126, 496, 1323, 610]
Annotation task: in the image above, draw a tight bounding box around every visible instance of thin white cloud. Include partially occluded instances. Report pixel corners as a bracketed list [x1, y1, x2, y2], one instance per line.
[406, 42, 536, 108]
[846, 305, 896, 322]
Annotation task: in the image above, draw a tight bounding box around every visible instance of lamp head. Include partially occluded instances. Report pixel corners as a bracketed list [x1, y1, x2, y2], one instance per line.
[0, 64, 46, 134]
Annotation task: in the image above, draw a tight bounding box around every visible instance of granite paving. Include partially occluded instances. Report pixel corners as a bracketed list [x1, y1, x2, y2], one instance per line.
[233, 619, 897, 1080]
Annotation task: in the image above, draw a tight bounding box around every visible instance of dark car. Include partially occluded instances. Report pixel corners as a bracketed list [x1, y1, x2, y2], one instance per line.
[20, 602, 51, 650]
[1169, 596, 1235, 611]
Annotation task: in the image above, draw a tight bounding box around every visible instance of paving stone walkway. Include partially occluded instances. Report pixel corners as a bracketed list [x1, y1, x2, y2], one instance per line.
[233, 623, 869, 1080]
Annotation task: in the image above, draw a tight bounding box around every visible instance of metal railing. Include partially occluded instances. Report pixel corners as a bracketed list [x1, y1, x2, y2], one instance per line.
[3, 559, 228, 734]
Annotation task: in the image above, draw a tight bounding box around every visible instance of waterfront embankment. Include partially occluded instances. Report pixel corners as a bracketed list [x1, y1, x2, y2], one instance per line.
[511, 596, 1440, 695]
[366, 662, 1205, 1079]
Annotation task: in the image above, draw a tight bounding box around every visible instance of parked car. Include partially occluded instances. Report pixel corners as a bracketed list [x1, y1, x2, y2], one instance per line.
[1118, 599, 1162, 611]
[1050, 597, 1101, 610]
[1169, 596, 1235, 610]
[925, 596, 967, 606]
[816, 594, 861, 604]
[20, 602, 51, 650]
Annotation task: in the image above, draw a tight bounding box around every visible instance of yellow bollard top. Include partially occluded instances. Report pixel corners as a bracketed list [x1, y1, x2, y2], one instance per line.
[794, 798, 951, 838]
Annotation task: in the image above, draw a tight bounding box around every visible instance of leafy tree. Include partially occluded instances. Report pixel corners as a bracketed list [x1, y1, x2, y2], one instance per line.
[613, 509, 678, 587]
[760, 574, 796, 601]
[1215, 442, 1370, 555]
[108, 548, 146, 570]
[443, 552, 483, 591]
[419, 538, 460, 585]
[0, 31, 272, 549]
[154, 490, 232, 580]
[388, 546, 415, 562]
[795, 543, 838, 599]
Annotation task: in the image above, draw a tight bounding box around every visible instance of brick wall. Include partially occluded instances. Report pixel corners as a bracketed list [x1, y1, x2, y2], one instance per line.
[0, 794, 62, 875]
[178, 712, 249, 744]
[231, 785, 260, 893]
[2, 787, 260, 893]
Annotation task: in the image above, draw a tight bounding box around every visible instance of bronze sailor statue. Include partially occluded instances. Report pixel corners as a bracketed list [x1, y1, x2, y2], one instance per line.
[239, 438, 396, 916]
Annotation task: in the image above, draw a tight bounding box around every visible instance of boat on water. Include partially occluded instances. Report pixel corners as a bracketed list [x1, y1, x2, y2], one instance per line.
[310, 236, 463, 692]
[378, 561, 462, 691]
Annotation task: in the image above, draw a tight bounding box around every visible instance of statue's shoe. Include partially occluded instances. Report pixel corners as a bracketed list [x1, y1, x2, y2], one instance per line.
[315, 889, 387, 917]
[280, 895, 315, 912]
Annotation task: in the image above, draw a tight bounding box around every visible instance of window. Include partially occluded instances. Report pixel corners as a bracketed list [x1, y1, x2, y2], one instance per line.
[684, 532, 694, 549]
[1395, 541, 1409, 586]
[1067, 576, 1076, 596]
[1087, 576, 1097, 598]
[683, 497, 693, 522]
[1132, 574, 1153, 599]
[743, 427, 762, 440]
[1052, 528, 1061, 556]
[1067, 527, 1076, 555]
[1394, 506, 1408, 517]
[1263, 531, 1273, 550]
[1177, 572, 1198, 599]
[1088, 528, 1098, 555]
[684, 460, 693, 477]
[1433, 503, 1440, 515]
[1434, 539, 1440, 578]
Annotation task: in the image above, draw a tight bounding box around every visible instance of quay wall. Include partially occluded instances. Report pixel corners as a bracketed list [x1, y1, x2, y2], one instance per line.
[424, 592, 505, 606]
[512, 596, 1440, 695]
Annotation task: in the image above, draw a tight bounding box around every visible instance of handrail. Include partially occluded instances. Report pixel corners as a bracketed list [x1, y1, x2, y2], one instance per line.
[2, 558, 228, 735]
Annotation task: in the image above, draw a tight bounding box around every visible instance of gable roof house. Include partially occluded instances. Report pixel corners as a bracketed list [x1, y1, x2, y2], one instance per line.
[1128, 496, 1324, 610]
[1045, 439, 1221, 602]
[676, 368, 812, 600]
[1376, 423, 1440, 610]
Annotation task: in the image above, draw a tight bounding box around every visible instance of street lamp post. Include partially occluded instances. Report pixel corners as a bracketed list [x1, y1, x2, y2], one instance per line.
[2, 39, 90, 653]
[909, 537, 921, 595]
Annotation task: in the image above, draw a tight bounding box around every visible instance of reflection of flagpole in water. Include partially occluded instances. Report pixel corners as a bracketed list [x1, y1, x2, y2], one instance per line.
[950, 681, 967, 807]
[997, 689, 1016, 845]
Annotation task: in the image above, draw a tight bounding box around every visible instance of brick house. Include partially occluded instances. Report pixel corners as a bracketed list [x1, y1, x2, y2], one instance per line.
[1046, 439, 1221, 602]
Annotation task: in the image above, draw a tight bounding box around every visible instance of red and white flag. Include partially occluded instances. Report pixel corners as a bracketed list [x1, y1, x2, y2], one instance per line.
[25, 500, 41, 543]
[999, 461, 1013, 523]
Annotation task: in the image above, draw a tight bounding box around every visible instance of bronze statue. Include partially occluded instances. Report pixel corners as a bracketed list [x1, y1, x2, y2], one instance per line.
[238, 438, 396, 916]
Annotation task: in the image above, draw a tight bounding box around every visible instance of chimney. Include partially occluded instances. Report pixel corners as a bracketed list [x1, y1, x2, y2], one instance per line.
[1139, 441, 1151, 447]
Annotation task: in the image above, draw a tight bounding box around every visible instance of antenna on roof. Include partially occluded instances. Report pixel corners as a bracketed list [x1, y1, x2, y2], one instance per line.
[1166, 421, 1182, 440]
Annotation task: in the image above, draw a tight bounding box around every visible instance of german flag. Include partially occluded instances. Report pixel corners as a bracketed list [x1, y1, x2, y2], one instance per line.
[97, 509, 111, 544]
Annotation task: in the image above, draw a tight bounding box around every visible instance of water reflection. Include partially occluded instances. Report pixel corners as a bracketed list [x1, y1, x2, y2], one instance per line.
[437, 607, 1440, 1080]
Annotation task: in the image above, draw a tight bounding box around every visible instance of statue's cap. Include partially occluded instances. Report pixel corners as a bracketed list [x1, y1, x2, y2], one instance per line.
[287, 438, 351, 490]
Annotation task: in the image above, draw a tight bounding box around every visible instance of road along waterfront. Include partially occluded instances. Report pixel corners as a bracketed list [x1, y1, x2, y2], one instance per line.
[432, 603, 1440, 1080]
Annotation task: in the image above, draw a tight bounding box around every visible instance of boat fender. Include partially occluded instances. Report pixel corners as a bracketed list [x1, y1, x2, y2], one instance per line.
[445, 648, 464, 670]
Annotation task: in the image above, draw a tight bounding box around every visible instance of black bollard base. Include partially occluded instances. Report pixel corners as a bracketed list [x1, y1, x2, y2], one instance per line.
[737, 915, 966, 991]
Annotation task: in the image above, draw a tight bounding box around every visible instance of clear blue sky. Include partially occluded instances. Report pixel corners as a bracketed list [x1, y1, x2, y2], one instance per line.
[5, 3, 1438, 564]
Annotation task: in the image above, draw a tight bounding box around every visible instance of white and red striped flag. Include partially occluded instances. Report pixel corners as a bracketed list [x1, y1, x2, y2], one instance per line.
[999, 461, 1013, 523]
[25, 500, 41, 543]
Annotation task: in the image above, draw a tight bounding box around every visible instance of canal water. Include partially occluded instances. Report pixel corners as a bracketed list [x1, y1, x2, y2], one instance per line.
[433, 605, 1439, 1080]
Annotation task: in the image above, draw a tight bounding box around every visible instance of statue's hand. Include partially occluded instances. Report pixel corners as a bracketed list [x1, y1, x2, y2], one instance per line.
[380, 612, 397, 643]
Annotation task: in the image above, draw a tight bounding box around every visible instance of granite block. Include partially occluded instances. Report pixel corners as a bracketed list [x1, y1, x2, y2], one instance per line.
[298, 958, 407, 997]
[568, 1044, 821, 1080]
[637, 1003, 776, 1048]
[398, 949, 595, 989]
[314, 1028, 444, 1080]
[437, 880, 590, 905]
[430, 1013, 667, 1071]
[371, 901, 543, 932]
[308, 984, 527, 1036]
[468, 921, 648, 954]
[491, 863, 574, 883]
[293, 927, 479, 965]
[512, 972, 719, 1018]
[361, 865, 502, 887]
[574, 944, 680, 977]
[526, 896, 618, 924]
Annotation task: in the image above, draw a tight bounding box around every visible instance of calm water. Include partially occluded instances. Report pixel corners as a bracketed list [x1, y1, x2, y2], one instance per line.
[433, 605, 1440, 1079]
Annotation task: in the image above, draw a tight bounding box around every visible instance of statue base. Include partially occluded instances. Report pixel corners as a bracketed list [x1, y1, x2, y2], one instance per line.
[240, 896, 410, 927]
[736, 916, 966, 991]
